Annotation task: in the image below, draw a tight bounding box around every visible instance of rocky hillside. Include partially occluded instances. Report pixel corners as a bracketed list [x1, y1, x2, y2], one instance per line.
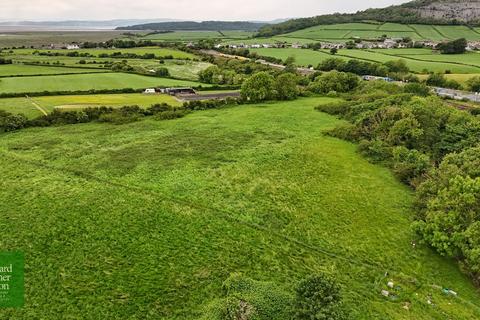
[409, 0, 480, 22]
[258, 0, 480, 37]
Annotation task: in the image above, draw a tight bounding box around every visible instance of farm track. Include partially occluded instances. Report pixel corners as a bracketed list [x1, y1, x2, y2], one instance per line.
[25, 95, 47, 116]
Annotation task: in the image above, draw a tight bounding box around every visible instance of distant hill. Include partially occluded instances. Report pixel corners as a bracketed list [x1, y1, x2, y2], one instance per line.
[258, 0, 480, 37]
[0, 19, 179, 29]
[116, 21, 267, 31]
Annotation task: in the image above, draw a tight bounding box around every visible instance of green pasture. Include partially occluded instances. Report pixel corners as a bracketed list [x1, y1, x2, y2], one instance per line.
[1, 53, 209, 80]
[279, 23, 480, 42]
[9, 47, 196, 59]
[0, 93, 182, 118]
[250, 47, 480, 73]
[0, 73, 205, 94]
[1, 97, 479, 319]
[0, 64, 107, 77]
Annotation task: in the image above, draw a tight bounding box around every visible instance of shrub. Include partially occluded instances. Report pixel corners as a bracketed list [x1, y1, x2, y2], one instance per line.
[295, 274, 349, 320]
[0, 111, 28, 132]
[466, 76, 480, 93]
[241, 72, 276, 102]
[358, 139, 392, 163]
[155, 110, 189, 120]
[308, 71, 359, 94]
[201, 274, 294, 320]
[391, 146, 431, 185]
[155, 67, 170, 77]
[275, 72, 299, 100]
[403, 83, 431, 97]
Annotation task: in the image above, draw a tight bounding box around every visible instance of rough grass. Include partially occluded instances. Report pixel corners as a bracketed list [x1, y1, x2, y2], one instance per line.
[0, 93, 182, 118]
[0, 97, 479, 319]
[0, 72, 205, 94]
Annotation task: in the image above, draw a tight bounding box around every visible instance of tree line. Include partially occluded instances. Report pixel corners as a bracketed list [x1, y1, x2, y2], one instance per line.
[316, 79, 480, 285]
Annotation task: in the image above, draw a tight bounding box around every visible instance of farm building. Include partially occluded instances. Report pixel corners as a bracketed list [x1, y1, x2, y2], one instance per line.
[159, 87, 196, 95]
[362, 75, 394, 82]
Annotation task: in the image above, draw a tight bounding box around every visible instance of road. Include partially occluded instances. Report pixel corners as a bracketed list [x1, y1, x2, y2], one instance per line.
[433, 87, 480, 103]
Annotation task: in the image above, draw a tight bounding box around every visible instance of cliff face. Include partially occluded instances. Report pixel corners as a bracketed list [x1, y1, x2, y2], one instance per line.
[411, 0, 480, 22]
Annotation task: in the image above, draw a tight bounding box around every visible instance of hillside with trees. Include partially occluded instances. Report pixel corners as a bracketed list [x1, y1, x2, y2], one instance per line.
[258, 0, 480, 37]
[117, 21, 266, 31]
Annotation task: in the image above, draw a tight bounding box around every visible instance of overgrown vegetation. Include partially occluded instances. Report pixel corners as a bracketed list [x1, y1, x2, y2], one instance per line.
[315, 79, 480, 284]
[200, 273, 348, 320]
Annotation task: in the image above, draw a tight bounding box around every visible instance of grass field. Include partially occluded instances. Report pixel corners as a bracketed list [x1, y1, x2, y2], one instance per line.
[250, 48, 480, 74]
[1, 48, 207, 80]
[0, 64, 108, 77]
[279, 23, 480, 42]
[0, 93, 182, 118]
[0, 96, 479, 319]
[8, 47, 196, 59]
[0, 73, 205, 94]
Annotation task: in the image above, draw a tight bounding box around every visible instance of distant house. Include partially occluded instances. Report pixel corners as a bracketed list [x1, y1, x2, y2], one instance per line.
[144, 88, 156, 94]
[66, 44, 80, 50]
[291, 43, 302, 49]
[383, 39, 398, 49]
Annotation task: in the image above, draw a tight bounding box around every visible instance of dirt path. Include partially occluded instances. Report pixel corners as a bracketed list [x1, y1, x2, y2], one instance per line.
[25, 95, 48, 116]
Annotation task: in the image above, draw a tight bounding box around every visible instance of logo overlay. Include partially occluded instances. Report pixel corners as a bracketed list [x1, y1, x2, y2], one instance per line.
[0, 252, 24, 308]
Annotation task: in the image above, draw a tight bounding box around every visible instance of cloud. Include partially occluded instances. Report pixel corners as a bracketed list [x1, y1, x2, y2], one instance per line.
[0, 0, 410, 21]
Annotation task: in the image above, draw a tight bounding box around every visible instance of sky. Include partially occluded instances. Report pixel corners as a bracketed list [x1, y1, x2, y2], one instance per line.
[0, 0, 411, 21]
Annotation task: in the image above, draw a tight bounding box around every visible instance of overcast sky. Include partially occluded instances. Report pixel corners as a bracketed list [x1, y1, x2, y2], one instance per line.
[0, 0, 410, 21]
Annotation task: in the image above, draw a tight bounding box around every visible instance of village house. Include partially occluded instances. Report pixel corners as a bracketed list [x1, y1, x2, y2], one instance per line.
[383, 39, 398, 49]
[66, 44, 80, 50]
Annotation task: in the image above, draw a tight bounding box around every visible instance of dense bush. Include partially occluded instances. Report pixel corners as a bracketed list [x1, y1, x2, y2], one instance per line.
[403, 83, 431, 96]
[414, 146, 480, 284]
[200, 274, 294, 320]
[467, 76, 480, 93]
[241, 72, 276, 102]
[0, 58, 13, 65]
[425, 73, 462, 90]
[308, 71, 359, 94]
[0, 111, 28, 132]
[316, 84, 480, 283]
[437, 38, 468, 54]
[275, 72, 299, 100]
[295, 274, 349, 320]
